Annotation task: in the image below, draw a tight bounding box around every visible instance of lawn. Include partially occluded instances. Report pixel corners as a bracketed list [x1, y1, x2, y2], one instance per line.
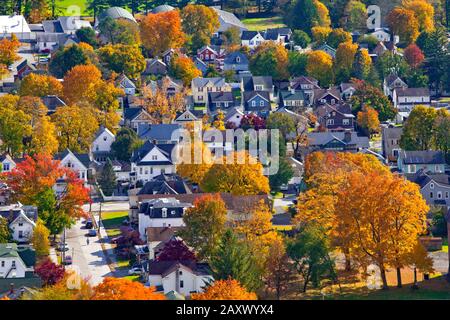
[56, 0, 89, 16]
[242, 16, 286, 31]
[123, 275, 140, 282]
[101, 211, 129, 238]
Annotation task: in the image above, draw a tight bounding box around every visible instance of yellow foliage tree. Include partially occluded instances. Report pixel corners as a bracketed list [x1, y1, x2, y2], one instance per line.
[31, 219, 50, 257]
[357, 106, 380, 136]
[19, 73, 63, 97]
[403, 0, 435, 32]
[191, 279, 257, 300]
[306, 50, 334, 87]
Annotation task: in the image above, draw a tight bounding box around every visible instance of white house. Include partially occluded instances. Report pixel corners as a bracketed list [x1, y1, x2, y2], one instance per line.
[370, 28, 391, 42]
[138, 198, 193, 239]
[383, 74, 408, 97]
[241, 31, 266, 50]
[146, 260, 213, 297]
[0, 243, 35, 279]
[224, 107, 244, 128]
[0, 154, 16, 173]
[54, 149, 92, 193]
[0, 15, 31, 40]
[0, 203, 38, 243]
[91, 127, 115, 163]
[131, 142, 177, 183]
[392, 87, 431, 112]
[116, 74, 136, 95]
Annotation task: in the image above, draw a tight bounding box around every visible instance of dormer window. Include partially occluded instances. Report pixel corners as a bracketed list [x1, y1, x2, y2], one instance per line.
[152, 155, 157, 160]
[103, 136, 107, 141]
[236, 56, 240, 63]
[430, 183, 434, 189]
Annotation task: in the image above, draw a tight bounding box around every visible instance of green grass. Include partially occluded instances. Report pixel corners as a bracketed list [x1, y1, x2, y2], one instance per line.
[116, 259, 130, 268]
[101, 211, 129, 238]
[271, 191, 284, 199]
[56, 0, 89, 16]
[123, 275, 140, 282]
[242, 16, 286, 31]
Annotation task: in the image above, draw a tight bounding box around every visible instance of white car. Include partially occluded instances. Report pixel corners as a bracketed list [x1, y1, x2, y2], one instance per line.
[128, 267, 142, 275]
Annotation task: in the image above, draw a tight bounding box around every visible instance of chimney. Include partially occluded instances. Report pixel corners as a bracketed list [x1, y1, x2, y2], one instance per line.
[344, 130, 352, 143]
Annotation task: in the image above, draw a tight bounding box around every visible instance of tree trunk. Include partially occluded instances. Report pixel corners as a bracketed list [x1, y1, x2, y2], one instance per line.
[396, 267, 402, 288]
[380, 266, 388, 290]
[412, 267, 419, 289]
[344, 250, 352, 271]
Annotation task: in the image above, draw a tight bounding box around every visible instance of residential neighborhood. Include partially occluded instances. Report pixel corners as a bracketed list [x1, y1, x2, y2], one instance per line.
[0, 0, 449, 304]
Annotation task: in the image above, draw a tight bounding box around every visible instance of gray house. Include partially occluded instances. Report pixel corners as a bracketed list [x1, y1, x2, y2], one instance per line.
[243, 91, 271, 116]
[223, 51, 249, 72]
[306, 131, 370, 153]
[381, 127, 403, 164]
[409, 170, 450, 209]
[398, 150, 446, 174]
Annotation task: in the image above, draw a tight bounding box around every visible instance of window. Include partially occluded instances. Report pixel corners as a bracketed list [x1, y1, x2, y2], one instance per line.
[162, 208, 167, 218]
[445, 192, 449, 199]
[198, 87, 203, 92]
[103, 136, 107, 141]
[139, 168, 143, 174]
[252, 101, 256, 107]
[343, 119, 350, 125]
[236, 56, 240, 63]
[437, 192, 442, 199]
[152, 155, 158, 160]
[207, 87, 212, 92]
[260, 101, 264, 106]
[1, 261, 4, 267]
[11, 261, 15, 268]
[255, 85, 263, 91]
[430, 183, 434, 189]
[327, 119, 334, 125]
[3, 163, 9, 171]
[18, 222, 23, 227]
[19, 231, 23, 238]
[179, 271, 183, 275]
[198, 96, 203, 101]
[430, 192, 433, 198]
[171, 210, 176, 215]
[180, 280, 184, 288]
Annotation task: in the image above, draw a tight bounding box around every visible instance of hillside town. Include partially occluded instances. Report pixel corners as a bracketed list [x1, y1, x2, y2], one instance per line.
[0, 0, 449, 301]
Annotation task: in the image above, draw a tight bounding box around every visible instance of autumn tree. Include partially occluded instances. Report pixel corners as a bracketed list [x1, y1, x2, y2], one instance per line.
[211, 229, 263, 292]
[266, 113, 296, 140]
[19, 74, 63, 97]
[386, 8, 419, 44]
[28, 115, 59, 155]
[357, 106, 380, 136]
[200, 151, 270, 195]
[98, 44, 145, 78]
[140, 11, 185, 56]
[98, 17, 141, 46]
[168, 55, 202, 86]
[0, 217, 11, 243]
[191, 279, 257, 300]
[31, 220, 50, 257]
[342, 0, 367, 32]
[49, 44, 95, 78]
[0, 35, 20, 70]
[176, 137, 213, 184]
[179, 194, 227, 260]
[286, 0, 331, 32]
[350, 79, 396, 121]
[306, 50, 334, 87]
[263, 237, 293, 299]
[249, 42, 289, 80]
[156, 238, 196, 262]
[334, 41, 358, 83]
[311, 26, 332, 44]
[406, 240, 434, 288]
[35, 258, 65, 286]
[181, 4, 220, 52]
[352, 49, 372, 81]
[403, 0, 435, 32]
[403, 43, 425, 69]
[240, 113, 266, 130]
[92, 277, 165, 300]
[24, 0, 50, 23]
[51, 104, 99, 153]
[326, 28, 352, 48]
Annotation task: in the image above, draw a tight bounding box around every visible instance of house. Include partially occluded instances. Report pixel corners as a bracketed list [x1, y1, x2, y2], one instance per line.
[315, 103, 355, 131]
[408, 170, 450, 209]
[264, 28, 292, 45]
[145, 260, 213, 297]
[146, 227, 184, 260]
[397, 150, 446, 174]
[173, 109, 201, 127]
[156, 76, 183, 97]
[53, 149, 92, 187]
[370, 28, 391, 42]
[131, 141, 177, 183]
[0, 154, 16, 173]
[0, 204, 38, 243]
[116, 74, 136, 95]
[0, 243, 36, 279]
[95, 6, 137, 28]
[0, 15, 31, 40]
[383, 74, 408, 97]
[212, 7, 247, 34]
[313, 88, 342, 106]
[123, 107, 153, 131]
[0, 183, 10, 206]
[223, 51, 249, 72]
[41, 95, 66, 114]
[339, 83, 356, 101]
[243, 91, 271, 116]
[143, 59, 167, 76]
[241, 76, 274, 100]
[138, 197, 193, 237]
[138, 174, 192, 197]
[191, 77, 232, 104]
[34, 32, 73, 52]
[316, 44, 336, 58]
[197, 46, 224, 64]
[161, 48, 177, 65]
[306, 131, 370, 153]
[241, 31, 266, 50]
[224, 107, 244, 128]
[110, 160, 131, 182]
[193, 57, 208, 76]
[279, 90, 305, 110]
[42, 16, 91, 35]
[392, 88, 431, 112]
[208, 91, 237, 112]
[381, 127, 403, 164]
[289, 76, 320, 104]
[91, 126, 115, 163]
[137, 124, 182, 143]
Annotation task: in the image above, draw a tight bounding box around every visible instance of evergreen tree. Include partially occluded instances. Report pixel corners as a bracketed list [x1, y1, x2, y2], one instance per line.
[269, 158, 294, 191]
[111, 127, 143, 162]
[99, 158, 117, 196]
[0, 217, 11, 243]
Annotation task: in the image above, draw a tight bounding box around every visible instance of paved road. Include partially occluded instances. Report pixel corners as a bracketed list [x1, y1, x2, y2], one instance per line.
[82, 201, 129, 213]
[64, 219, 114, 286]
[273, 195, 296, 214]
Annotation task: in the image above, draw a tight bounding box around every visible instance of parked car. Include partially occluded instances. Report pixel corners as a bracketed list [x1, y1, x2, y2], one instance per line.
[56, 243, 69, 252]
[128, 266, 142, 275]
[63, 255, 73, 265]
[85, 220, 93, 229]
[87, 229, 97, 237]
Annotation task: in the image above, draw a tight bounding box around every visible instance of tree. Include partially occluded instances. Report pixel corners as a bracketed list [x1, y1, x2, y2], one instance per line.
[249, 42, 289, 80]
[341, 0, 367, 32]
[28, 115, 59, 155]
[98, 17, 141, 45]
[176, 138, 213, 184]
[386, 8, 419, 44]
[269, 158, 294, 191]
[292, 30, 311, 48]
[76, 27, 98, 47]
[311, 26, 332, 44]
[404, 43, 425, 69]
[334, 41, 358, 83]
[433, 110, 450, 159]
[266, 113, 296, 140]
[286, 0, 331, 32]
[263, 237, 294, 299]
[326, 28, 352, 48]
[191, 279, 257, 300]
[352, 48, 372, 81]
[287, 223, 337, 292]
[51, 105, 99, 153]
[179, 194, 227, 260]
[140, 11, 186, 56]
[350, 79, 396, 121]
[24, 0, 50, 23]
[200, 151, 270, 195]
[31, 220, 50, 257]
[376, 51, 409, 80]
[210, 229, 262, 291]
[49, 45, 90, 78]
[181, 4, 220, 52]
[240, 113, 266, 130]
[0, 35, 20, 68]
[406, 240, 434, 288]
[92, 277, 165, 300]
[98, 44, 146, 78]
[357, 106, 380, 136]
[306, 50, 334, 87]
[62, 64, 102, 105]
[221, 26, 241, 47]
[35, 258, 65, 286]
[168, 55, 202, 86]
[400, 105, 437, 150]
[98, 159, 117, 196]
[19, 73, 63, 97]
[403, 0, 435, 32]
[287, 52, 309, 77]
[0, 217, 11, 243]
[156, 238, 196, 262]
[111, 127, 143, 162]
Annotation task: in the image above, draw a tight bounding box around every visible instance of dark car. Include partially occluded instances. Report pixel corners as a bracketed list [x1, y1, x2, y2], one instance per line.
[85, 220, 93, 229]
[56, 243, 69, 252]
[63, 255, 72, 265]
[87, 229, 97, 237]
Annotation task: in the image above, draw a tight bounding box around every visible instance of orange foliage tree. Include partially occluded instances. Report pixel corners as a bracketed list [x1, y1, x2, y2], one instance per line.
[169, 55, 202, 86]
[92, 277, 166, 300]
[191, 279, 257, 300]
[386, 8, 419, 44]
[139, 11, 186, 56]
[19, 73, 63, 97]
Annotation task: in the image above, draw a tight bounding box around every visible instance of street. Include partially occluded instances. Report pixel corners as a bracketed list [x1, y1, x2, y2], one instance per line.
[82, 201, 129, 213]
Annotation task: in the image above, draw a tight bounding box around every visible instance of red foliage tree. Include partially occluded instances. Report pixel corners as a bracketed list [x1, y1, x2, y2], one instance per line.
[240, 113, 266, 130]
[156, 238, 196, 262]
[35, 258, 65, 286]
[404, 44, 424, 69]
